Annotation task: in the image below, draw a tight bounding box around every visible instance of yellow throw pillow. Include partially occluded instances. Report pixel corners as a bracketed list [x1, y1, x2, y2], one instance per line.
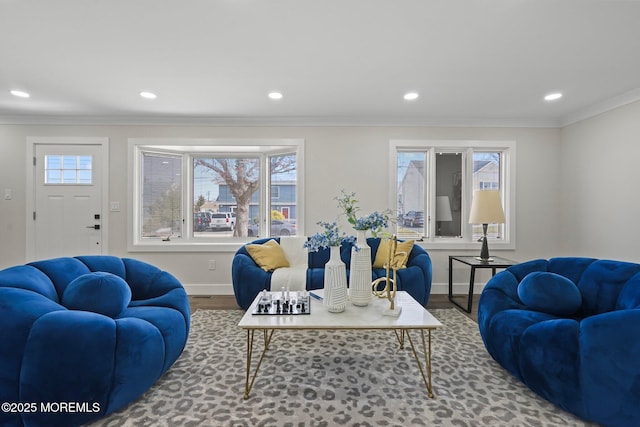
[373, 239, 414, 269]
[246, 239, 290, 272]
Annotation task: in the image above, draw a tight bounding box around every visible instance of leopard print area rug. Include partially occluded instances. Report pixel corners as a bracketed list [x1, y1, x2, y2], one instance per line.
[90, 309, 597, 427]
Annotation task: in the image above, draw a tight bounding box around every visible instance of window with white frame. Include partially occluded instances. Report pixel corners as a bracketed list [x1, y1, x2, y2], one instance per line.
[141, 152, 182, 238]
[129, 139, 304, 250]
[44, 155, 93, 184]
[390, 140, 515, 249]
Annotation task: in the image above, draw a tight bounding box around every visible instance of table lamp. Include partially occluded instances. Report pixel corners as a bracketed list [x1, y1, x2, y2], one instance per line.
[468, 190, 505, 261]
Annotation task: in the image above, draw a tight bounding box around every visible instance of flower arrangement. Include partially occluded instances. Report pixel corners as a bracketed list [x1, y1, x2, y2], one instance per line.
[354, 211, 389, 234]
[303, 221, 355, 252]
[335, 190, 391, 237]
[336, 190, 360, 227]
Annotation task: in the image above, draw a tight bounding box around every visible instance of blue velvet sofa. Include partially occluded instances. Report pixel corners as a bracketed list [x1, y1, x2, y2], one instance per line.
[0, 256, 190, 427]
[232, 237, 432, 310]
[478, 257, 640, 427]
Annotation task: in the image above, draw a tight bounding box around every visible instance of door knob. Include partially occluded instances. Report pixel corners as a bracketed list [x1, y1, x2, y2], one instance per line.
[86, 225, 101, 230]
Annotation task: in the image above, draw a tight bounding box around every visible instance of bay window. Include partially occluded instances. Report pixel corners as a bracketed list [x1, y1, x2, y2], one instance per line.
[129, 138, 304, 251]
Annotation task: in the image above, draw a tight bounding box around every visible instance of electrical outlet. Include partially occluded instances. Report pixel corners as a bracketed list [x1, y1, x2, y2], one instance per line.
[4, 189, 12, 200]
[208, 260, 216, 270]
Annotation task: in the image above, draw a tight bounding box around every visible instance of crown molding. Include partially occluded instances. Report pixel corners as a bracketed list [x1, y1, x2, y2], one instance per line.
[560, 88, 640, 127]
[0, 114, 562, 128]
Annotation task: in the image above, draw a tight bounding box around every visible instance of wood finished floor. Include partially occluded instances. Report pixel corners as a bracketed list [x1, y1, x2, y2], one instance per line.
[188, 293, 479, 322]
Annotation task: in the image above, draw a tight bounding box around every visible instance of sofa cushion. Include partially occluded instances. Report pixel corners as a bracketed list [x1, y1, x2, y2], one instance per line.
[246, 239, 290, 271]
[517, 272, 582, 316]
[616, 273, 640, 309]
[62, 272, 132, 318]
[576, 260, 640, 316]
[0, 265, 59, 302]
[373, 239, 413, 269]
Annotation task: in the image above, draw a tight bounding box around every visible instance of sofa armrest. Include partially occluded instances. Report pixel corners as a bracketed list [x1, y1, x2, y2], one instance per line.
[579, 309, 640, 424]
[232, 253, 272, 310]
[127, 287, 190, 333]
[478, 270, 526, 334]
[396, 252, 432, 306]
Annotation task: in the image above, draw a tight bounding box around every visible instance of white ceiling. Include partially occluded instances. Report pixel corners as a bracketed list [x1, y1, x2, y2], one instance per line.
[1, 0, 640, 127]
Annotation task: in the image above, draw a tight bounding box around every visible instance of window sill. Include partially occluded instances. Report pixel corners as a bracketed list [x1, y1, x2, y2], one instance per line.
[416, 239, 515, 252]
[128, 237, 514, 253]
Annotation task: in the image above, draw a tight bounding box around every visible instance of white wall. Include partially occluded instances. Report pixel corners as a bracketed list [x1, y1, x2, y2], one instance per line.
[0, 123, 563, 295]
[560, 100, 640, 262]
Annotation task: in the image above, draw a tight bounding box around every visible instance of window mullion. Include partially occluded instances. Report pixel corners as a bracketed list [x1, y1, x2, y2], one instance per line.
[463, 148, 474, 242]
[426, 148, 435, 241]
[184, 153, 193, 241]
[261, 153, 269, 239]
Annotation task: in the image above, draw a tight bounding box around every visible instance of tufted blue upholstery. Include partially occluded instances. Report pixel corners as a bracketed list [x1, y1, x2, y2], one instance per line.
[516, 271, 582, 316]
[0, 256, 190, 427]
[232, 237, 432, 310]
[62, 272, 132, 317]
[478, 257, 640, 427]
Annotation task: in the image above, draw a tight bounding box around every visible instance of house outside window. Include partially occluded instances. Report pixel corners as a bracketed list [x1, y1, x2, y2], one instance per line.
[390, 140, 515, 250]
[271, 185, 280, 199]
[129, 139, 304, 251]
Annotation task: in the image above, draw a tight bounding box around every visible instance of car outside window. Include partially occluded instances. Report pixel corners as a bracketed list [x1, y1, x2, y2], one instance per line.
[130, 138, 304, 250]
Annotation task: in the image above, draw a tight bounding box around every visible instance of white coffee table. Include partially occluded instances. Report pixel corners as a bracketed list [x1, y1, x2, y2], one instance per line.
[238, 290, 442, 399]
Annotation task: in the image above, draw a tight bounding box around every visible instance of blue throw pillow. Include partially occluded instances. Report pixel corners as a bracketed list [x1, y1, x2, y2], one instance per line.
[62, 272, 132, 318]
[517, 271, 582, 316]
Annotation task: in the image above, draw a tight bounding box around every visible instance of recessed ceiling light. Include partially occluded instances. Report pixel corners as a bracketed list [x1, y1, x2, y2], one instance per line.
[544, 92, 563, 101]
[268, 92, 283, 100]
[140, 91, 157, 99]
[404, 92, 419, 101]
[10, 90, 30, 98]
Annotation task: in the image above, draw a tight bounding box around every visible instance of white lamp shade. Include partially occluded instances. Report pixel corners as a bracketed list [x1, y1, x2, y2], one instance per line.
[468, 190, 505, 224]
[436, 196, 453, 221]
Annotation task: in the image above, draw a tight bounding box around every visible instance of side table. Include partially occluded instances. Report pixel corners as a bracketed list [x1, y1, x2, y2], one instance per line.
[448, 255, 516, 313]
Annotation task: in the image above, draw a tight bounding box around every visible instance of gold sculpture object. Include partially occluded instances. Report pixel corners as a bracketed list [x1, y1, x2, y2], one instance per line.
[371, 235, 405, 317]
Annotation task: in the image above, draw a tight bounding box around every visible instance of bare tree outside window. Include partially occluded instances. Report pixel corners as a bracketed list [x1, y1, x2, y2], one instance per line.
[132, 139, 303, 247]
[194, 158, 259, 237]
[194, 155, 296, 237]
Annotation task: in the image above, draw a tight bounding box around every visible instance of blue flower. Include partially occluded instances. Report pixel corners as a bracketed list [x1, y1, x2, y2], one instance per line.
[304, 221, 356, 252]
[354, 211, 390, 236]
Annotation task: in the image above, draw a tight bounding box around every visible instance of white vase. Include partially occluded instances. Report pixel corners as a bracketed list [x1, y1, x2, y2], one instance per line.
[324, 245, 348, 313]
[349, 230, 372, 306]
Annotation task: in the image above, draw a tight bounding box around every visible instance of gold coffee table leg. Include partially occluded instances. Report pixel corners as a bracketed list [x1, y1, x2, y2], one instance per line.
[393, 329, 406, 349]
[244, 328, 275, 399]
[405, 329, 434, 398]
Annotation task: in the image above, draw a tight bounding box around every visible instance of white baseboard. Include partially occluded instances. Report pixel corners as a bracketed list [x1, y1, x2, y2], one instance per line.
[183, 282, 486, 296]
[183, 283, 234, 295]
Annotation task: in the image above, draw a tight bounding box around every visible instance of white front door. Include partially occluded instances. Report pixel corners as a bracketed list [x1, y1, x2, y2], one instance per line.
[32, 142, 105, 260]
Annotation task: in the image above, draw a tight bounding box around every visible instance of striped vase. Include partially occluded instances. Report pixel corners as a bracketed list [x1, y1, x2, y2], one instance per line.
[349, 230, 372, 306]
[324, 245, 348, 313]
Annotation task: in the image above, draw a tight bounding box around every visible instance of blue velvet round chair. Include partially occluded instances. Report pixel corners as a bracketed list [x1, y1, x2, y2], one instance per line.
[0, 256, 190, 427]
[478, 257, 640, 427]
[232, 237, 432, 310]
